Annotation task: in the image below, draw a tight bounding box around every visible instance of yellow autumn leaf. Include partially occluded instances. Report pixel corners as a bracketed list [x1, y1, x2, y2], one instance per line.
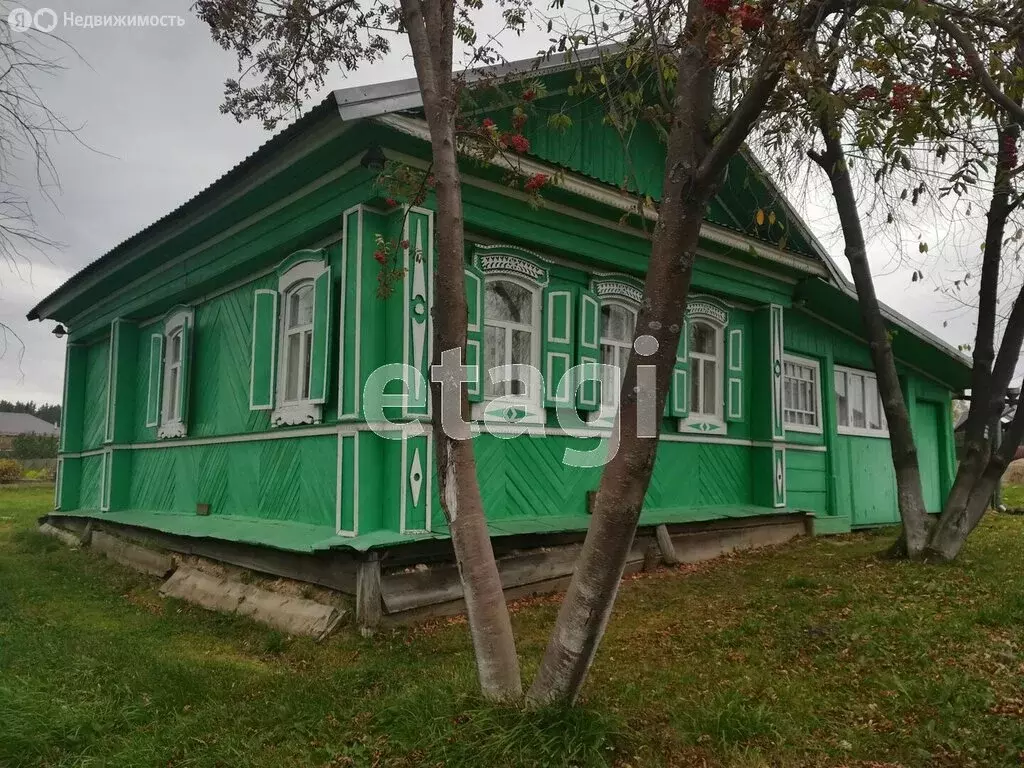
[768, 211, 777, 226]
[756, 209, 765, 226]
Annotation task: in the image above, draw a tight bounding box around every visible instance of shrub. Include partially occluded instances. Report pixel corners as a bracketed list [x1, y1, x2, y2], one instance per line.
[0, 459, 23, 484]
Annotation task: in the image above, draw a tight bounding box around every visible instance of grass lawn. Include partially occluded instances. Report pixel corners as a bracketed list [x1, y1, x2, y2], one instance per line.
[3, 484, 1024, 767]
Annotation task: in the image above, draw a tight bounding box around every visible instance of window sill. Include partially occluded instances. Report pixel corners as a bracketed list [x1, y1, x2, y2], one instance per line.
[157, 421, 187, 439]
[837, 426, 890, 439]
[784, 423, 823, 435]
[272, 401, 322, 427]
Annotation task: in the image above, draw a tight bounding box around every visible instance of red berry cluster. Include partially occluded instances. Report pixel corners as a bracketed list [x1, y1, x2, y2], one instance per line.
[855, 84, 880, 102]
[524, 173, 548, 192]
[373, 249, 386, 264]
[736, 3, 764, 31]
[946, 65, 969, 79]
[890, 82, 917, 111]
[482, 117, 495, 129]
[522, 88, 536, 102]
[500, 133, 531, 154]
[1003, 134, 1018, 168]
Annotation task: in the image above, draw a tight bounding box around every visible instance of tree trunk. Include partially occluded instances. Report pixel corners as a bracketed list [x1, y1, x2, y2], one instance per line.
[526, 0, 832, 705]
[400, 0, 522, 701]
[925, 118, 1024, 561]
[811, 127, 931, 558]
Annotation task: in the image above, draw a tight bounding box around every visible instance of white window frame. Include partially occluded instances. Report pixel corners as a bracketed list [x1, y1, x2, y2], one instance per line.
[589, 298, 639, 425]
[782, 354, 823, 434]
[689, 318, 725, 425]
[157, 308, 192, 439]
[473, 274, 543, 420]
[272, 260, 324, 426]
[834, 364, 890, 438]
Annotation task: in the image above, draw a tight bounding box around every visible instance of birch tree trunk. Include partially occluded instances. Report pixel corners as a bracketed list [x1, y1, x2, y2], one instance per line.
[810, 127, 932, 558]
[399, 0, 522, 701]
[527, 0, 833, 706]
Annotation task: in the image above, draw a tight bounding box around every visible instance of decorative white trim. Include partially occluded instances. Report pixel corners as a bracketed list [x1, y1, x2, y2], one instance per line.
[727, 378, 743, 421]
[400, 428, 432, 535]
[54, 457, 63, 510]
[145, 333, 164, 428]
[402, 208, 433, 417]
[782, 354, 824, 435]
[728, 329, 743, 372]
[271, 402, 322, 427]
[677, 417, 727, 435]
[158, 308, 193, 439]
[336, 431, 358, 537]
[56, 420, 830, 456]
[103, 320, 117, 444]
[546, 290, 572, 344]
[592, 277, 643, 305]
[100, 448, 112, 512]
[475, 245, 551, 285]
[272, 258, 326, 426]
[687, 298, 730, 326]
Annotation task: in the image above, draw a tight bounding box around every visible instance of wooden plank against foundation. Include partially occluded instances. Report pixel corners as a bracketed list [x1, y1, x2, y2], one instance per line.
[356, 551, 382, 635]
[655, 524, 679, 565]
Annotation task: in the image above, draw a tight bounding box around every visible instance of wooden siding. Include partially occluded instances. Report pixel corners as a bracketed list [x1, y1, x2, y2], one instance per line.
[128, 436, 336, 526]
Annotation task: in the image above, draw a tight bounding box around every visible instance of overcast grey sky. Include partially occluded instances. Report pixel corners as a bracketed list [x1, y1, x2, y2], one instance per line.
[0, 0, 981, 406]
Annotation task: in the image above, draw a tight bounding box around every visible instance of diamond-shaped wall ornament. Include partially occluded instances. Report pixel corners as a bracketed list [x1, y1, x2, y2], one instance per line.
[410, 447, 424, 507]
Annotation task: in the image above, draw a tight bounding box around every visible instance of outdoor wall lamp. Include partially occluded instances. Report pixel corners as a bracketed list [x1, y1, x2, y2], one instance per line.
[52, 324, 67, 339]
[360, 145, 386, 172]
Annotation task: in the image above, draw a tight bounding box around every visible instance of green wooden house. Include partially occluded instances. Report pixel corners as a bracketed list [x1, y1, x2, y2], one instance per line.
[30, 53, 968, 623]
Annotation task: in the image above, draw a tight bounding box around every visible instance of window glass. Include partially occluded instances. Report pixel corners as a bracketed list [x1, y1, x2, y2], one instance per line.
[865, 376, 882, 429]
[486, 280, 532, 324]
[483, 279, 536, 400]
[835, 367, 888, 435]
[835, 370, 848, 426]
[688, 320, 721, 419]
[850, 372, 866, 428]
[282, 280, 314, 403]
[599, 303, 637, 407]
[783, 358, 820, 429]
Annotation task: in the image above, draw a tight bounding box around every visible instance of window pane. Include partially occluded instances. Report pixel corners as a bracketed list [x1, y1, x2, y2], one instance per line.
[510, 329, 532, 396]
[167, 368, 179, 420]
[171, 332, 182, 364]
[690, 360, 701, 412]
[835, 371, 848, 426]
[285, 333, 301, 401]
[601, 304, 635, 343]
[486, 280, 532, 324]
[691, 322, 715, 355]
[484, 326, 505, 398]
[302, 330, 313, 399]
[288, 284, 314, 329]
[850, 373, 866, 428]
[865, 376, 882, 429]
[601, 344, 618, 406]
[703, 360, 717, 415]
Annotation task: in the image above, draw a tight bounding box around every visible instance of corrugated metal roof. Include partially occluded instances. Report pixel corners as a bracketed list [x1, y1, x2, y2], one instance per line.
[0, 412, 59, 436]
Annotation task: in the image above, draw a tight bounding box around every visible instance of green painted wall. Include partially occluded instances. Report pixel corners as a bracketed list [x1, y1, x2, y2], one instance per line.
[128, 436, 336, 526]
[55, 142, 960, 545]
